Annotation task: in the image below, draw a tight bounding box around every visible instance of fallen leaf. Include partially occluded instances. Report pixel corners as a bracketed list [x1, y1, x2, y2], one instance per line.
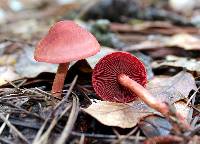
[168, 33, 200, 50]
[0, 66, 20, 85]
[139, 115, 172, 137]
[83, 99, 156, 128]
[174, 101, 192, 122]
[15, 46, 57, 78]
[83, 71, 196, 128]
[147, 71, 197, 101]
[152, 55, 200, 73]
[139, 101, 191, 137]
[110, 22, 200, 35]
[122, 34, 200, 56]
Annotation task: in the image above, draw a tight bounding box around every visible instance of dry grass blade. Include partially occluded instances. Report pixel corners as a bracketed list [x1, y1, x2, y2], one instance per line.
[0, 137, 15, 144]
[55, 95, 79, 144]
[34, 101, 72, 144]
[186, 87, 200, 107]
[32, 119, 48, 144]
[36, 117, 58, 144]
[112, 127, 138, 144]
[0, 114, 9, 135]
[0, 114, 29, 144]
[34, 75, 78, 144]
[71, 131, 145, 141]
[79, 134, 85, 144]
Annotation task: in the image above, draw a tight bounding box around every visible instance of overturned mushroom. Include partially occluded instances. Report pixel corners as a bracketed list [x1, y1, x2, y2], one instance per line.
[92, 52, 147, 103]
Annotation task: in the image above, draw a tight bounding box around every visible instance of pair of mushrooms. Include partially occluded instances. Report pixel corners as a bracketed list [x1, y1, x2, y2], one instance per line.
[35, 21, 189, 129]
[34, 20, 147, 103]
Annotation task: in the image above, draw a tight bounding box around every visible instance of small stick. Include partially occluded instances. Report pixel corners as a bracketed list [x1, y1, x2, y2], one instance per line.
[144, 135, 183, 144]
[55, 95, 79, 144]
[0, 114, 29, 144]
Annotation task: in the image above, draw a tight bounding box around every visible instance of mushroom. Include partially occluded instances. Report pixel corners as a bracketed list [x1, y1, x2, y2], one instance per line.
[35, 20, 100, 98]
[92, 52, 147, 103]
[92, 52, 190, 129]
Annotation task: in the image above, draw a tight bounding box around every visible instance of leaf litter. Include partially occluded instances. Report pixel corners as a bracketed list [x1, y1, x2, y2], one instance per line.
[0, 0, 200, 144]
[83, 71, 196, 128]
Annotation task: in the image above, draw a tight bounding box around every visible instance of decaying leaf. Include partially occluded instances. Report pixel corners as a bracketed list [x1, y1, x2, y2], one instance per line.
[83, 99, 156, 128]
[147, 71, 197, 101]
[83, 71, 196, 128]
[15, 46, 57, 78]
[174, 101, 192, 122]
[139, 115, 172, 137]
[139, 100, 192, 137]
[110, 22, 200, 35]
[0, 66, 20, 85]
[168, 33, 200, 50]
[123, 33, 200, 53]
[152, 55, 200, 73]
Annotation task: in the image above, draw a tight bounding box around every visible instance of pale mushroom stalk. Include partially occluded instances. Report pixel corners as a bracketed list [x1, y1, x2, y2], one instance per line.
[51, 63, 69, 97]
[118, 74, 169, 115]
[118, 74, 190, 129]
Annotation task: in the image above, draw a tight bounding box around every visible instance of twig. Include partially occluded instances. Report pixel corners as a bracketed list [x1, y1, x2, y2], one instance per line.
[187, 124, 200, 137]
[32, 119, 48, 144]
[0, 114, 29, 144]
[79, 134, 85, 144]
[0, 101, 44, 120]
[134, 130, 141, 144]
[0, 137, 15, 144]
[55, 95, 79, 144]
[35, 76, 78, 144]
[35, 104, 71, 144]
[71, 131, 145, 140]
[0, 114, 9, 135]
[185, 87, 200, 107]
[112, 127, 138, 144]
[144, 135, 183, 144]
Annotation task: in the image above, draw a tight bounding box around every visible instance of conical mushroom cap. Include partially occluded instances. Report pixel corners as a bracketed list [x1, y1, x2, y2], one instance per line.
[34, 20, 100, 63]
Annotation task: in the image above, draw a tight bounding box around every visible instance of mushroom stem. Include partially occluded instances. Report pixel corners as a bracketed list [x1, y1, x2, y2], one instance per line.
[51, 63, 69, 98]
[118, 74, 168, 115]
[118, 74, 190, 130]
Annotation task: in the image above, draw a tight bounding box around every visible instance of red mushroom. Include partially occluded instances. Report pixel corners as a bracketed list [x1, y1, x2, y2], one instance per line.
[34, 20, 100, 98]
[92, 52, 190, 129]
[92, 52, 147, 103]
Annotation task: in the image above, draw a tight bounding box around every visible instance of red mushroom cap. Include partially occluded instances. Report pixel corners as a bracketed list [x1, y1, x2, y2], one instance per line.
[34, 20, 100, 63]
[92, 52, 147, 103]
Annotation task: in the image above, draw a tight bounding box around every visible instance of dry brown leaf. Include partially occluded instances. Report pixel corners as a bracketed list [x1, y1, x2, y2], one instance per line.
[15, 46, 57, 78]
[123, 33, 200, 52]
[174, 101, 192, 122]
[0, 66, 20, 85]
[168, 33, 200, 50]
[152, 55, 200, 73]
[147, 71, 197, 101]
[83, 99, 156, 128]
[110, 22, 200, 35]
[83, 71, 196, 128]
